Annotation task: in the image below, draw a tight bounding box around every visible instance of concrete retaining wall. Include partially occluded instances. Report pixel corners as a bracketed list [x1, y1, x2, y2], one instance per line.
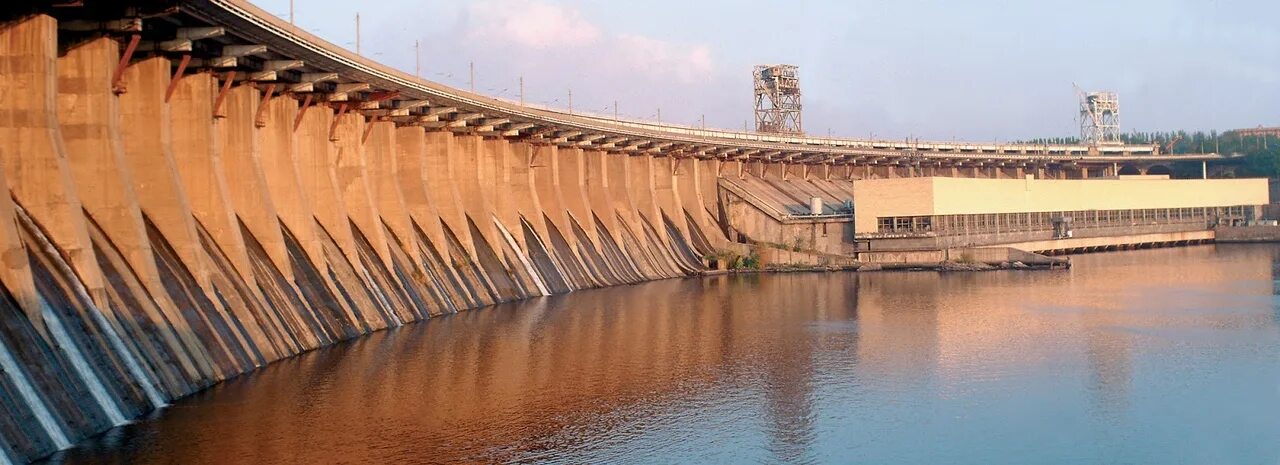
[1214, 225, 1280, 242]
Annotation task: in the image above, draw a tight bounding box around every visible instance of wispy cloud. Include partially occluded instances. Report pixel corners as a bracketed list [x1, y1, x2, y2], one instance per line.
[466, 0, 601, 49]
[463, 0, 715, 84]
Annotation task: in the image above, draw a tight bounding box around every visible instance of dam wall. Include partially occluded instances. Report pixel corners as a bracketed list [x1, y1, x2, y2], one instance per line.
[0, 16, 723, 464]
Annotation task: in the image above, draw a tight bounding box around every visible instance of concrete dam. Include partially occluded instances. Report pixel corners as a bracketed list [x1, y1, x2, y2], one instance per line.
[0, 2, 1245, 463]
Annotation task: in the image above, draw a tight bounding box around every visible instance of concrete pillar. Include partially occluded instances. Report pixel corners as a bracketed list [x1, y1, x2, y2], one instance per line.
[449, 134, 534, 298]
[625, 156, 685, 275]
[423, 130, 502, 302]
[331, 113, 393, 268]
[365, 120, 420, 260]
[531, 144, 600, 288]
[169, 72, 286, 362]
[293, 104, 359, 267]
[0, 148, 40, 334]
[264, 94, 390, 330]
[680, 158, 726, 249]
[254, 94, 322, 263]
[118, 57, 214, 287]
[583, 150, 643, 283]
[484, 139, 525, 249]
[604, 153, 667, 279]
[170, 73, 253, 281]
[652, 156, 694, 258]
[0, 16, 105, 301]
[504, 143, 554, 255]
[59, 39, 222, 383]
[216, 86, 292, 278]
[392, 126, 475, 309]
[483, 139, 549, 294]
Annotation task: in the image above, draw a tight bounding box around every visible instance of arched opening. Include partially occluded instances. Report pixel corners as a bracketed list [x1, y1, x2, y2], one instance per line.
[1146, 165, 1173, 176]
[1117, 164, 1141, 175]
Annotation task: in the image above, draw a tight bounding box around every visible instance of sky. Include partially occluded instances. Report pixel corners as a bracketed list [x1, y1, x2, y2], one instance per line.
[252, 0, 1279, 141]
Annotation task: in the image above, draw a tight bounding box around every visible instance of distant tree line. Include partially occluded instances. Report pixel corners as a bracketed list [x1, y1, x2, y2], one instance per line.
[1020, 130, 1280, 178]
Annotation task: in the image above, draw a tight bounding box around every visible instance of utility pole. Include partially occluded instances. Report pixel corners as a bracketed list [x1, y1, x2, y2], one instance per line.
[568, 89, 573, 113]
[519, 76, 524, 105]
[701, 114, 705, 129]
[355, 13, 361, 55]
[289, 0, 294, 24]
[469, 61, 474, 92]
[657, 108, 661, 123]
[414, 40, 420, 78]
[614, 100, 619, 120]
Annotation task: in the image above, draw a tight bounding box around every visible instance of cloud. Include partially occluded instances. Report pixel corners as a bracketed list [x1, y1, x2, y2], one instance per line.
[466, 0, 601, 49]
[464, 0, 714, 84]
[615, 34, 714, 83]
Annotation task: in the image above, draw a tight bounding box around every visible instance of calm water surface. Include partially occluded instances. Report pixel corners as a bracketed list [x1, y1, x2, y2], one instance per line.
[47, 244, 1280, 464]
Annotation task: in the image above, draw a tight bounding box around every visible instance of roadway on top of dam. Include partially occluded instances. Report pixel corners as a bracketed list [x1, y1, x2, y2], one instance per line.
[44, 0, 1222, 168]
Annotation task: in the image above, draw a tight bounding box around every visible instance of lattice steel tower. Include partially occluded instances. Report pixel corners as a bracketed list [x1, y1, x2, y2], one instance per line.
[1077, 87, 1120, 145]
[754, 65, 803, 134]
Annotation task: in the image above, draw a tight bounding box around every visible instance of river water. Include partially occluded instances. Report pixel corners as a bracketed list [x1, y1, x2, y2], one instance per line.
[44, 244, 1280, 464]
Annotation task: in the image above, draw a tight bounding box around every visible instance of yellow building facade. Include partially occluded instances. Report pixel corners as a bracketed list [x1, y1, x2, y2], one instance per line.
[853, 176, 1269, 235]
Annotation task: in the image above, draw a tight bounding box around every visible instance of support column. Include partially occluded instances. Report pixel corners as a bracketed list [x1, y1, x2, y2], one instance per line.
[604, 153, 668, 280]
[0, 15, 105, 304]
[170, 71, 286, 363]
[392, 126, 474, 309]
[60, 39, 221, 384]
[118, 57, 213, 286]
[217, 86, 292, 277]
[331, 113, 393, 268]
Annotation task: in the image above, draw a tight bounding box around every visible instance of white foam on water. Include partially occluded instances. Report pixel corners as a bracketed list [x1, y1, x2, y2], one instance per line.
[0, 334, 71, 449]
[494, 217, 550, 296]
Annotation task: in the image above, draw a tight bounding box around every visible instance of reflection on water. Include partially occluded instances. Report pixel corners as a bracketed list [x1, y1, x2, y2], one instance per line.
[46, 244, 1280, 464]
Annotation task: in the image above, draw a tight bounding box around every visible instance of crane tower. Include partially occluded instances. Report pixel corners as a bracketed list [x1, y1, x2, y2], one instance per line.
[754, 65, 803, 134]
[1076, 87, 1120, 145]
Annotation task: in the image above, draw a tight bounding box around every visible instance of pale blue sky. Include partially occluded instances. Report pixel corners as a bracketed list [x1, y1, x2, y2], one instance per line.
[253, 0, 1279, 141]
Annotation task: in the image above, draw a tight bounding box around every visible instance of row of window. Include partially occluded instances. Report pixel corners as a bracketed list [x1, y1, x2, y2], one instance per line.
[875, 206, 1253, 234]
